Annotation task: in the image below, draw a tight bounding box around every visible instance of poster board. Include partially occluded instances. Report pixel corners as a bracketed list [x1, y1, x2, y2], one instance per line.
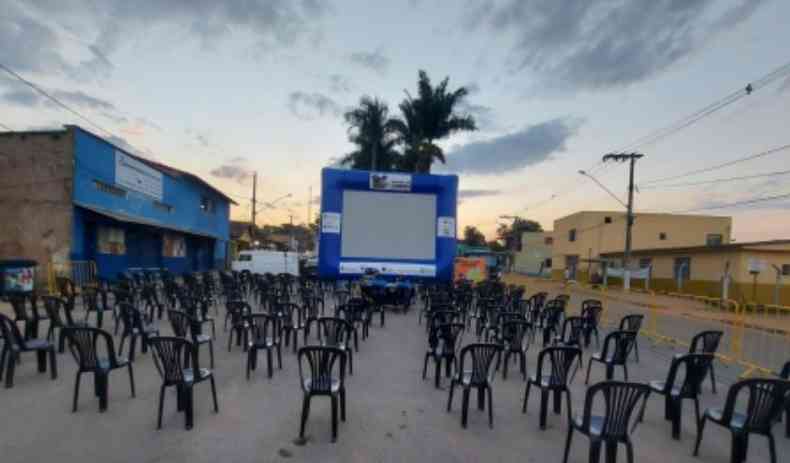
[318, 168, 458, 281]
[454, 257, 488, 283]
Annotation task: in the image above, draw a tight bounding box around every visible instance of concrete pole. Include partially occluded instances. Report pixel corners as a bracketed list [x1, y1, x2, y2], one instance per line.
[623, 156, 636, 291]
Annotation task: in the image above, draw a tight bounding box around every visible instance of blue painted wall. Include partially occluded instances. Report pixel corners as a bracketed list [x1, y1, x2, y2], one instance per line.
[68, 126, 230, 278]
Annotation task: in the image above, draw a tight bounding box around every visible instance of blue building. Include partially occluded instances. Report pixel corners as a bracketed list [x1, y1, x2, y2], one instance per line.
[0, 125, 234, 283]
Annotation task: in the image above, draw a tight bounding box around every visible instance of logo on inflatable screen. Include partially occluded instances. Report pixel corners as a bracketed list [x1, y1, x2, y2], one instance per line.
[339, 261, 435, 277]
[369, 173, 411, 192]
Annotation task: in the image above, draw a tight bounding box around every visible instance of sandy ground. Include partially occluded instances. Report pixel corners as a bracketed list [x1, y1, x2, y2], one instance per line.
[0, 289, 787, 463]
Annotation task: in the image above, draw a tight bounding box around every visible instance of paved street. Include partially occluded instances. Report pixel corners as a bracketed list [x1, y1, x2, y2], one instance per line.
[0, 291, 788, 463]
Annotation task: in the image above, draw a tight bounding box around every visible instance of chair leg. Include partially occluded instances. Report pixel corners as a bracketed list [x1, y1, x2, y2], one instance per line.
[37, 349, 47, 373]
[502, 351, 510, 380]
[523, 381, 531, 413]
[767, 432, 777, 463]
[210, 376, 219, 412]
[590, 440, 602, 463]
[5, 352, 16, 388]
[461, 387, 470, 428]
[693, 416, 706, 456]
[299, 394, 311, 440]
[157, 384, 166, 430]
[98, 373, 108, 412]
[605, 364, 614, 381]
[340, 388, 346, 422]
[246, 349, 254, 380]
[565, 389, 573, 425]
[477, 386, 485, 411]
[709, 362, 717, 394]
[605, 441, 617, 463]
[785, 408, 789, 438]
[48, 347, 57, 379]
[622, 363, 629, 381]
[633, 338, 640, 363]
[520, 351, 527, 381]
[487, 386, 494, 429]
[267, 349, 274, 379]
[331, 395, 338, 442]
[208, 340, 214, 369]
[0, 346, 6, 382]
[347, 349, 353, 375]
[128, 363, 136, 397]
[585, 358, 593, 385]
[184, 386, 194, 430]
[670, 399, 681, 440]
[624, 439, 635, 463]
[72, 371, 82, 412]
[277, 344, 283, 369]
[563, 427, 574, 463]
[434, 357, 441, 389]
[447, 381, 455, 412]
[553, 390, 562, 415]
[540, 388, 549, 429]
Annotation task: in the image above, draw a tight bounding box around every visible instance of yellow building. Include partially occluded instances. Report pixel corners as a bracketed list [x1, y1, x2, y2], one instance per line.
[601, 240, 790, 305]
[552, 211, 732, 281]
[513, 231, 554, 276]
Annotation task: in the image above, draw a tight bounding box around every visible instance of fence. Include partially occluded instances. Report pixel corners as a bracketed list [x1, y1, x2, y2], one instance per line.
[506, 273, 790, 379]
[47, 260, 97, 294]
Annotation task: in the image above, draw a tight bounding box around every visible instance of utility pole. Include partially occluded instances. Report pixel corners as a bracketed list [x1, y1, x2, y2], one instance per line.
[602, 152, 644, 291]
[251, 171, 257, 247]
[289, 213, 295, 252]
[371, 143, 378, 171]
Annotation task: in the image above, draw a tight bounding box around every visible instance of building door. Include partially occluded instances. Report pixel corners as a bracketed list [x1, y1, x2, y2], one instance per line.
[565, 255, 579, 280]
[673, 257, 691, 288]
[127, 226, 161, 270]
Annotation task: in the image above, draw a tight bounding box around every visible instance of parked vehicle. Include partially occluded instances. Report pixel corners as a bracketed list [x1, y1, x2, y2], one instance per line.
[232, 250, 299, 276]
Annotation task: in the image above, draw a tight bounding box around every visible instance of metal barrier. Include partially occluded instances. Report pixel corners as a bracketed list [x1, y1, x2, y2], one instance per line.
[47, 261, 97, 293]
[505, 273, 790, 379]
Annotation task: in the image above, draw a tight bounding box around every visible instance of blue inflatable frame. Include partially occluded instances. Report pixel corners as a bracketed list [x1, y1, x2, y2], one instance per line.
[318, 168, 458, 281]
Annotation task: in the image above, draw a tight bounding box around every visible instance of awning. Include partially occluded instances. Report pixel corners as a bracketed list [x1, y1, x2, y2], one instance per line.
[74, 202, 222, 240]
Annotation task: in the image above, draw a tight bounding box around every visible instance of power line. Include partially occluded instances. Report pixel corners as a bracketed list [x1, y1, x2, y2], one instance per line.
[0, 62, 116, 138]
[668, 192, 790, 214]
[640, 143, 790, 186]
[639, 169, 790, 190]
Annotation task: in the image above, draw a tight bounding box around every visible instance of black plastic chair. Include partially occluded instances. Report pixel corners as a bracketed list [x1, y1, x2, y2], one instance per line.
[0, 312, 57, 388]
[523, 346, 582, 429]
[62, 326, 135, 412]
[585, 331, 637, 384]
[500, 320, 532, 381]
[168, 309, 214, 369]
[446, 343, 503, 429]
[246, 314, 282, 379]
[82, 288, 115, 329]
[423, 322, 465, 388]
[618, 315, 643, 362]
[149, 336, 219, 430]
[117, 302, 159, 362]
[555, 316, 585, 347]
[646, 353, 713, 439]
[540, 304, 564, 347]
[298, 346, 347, 442]
[694, 378, 790, 463]
[313, 317, 355, 375]
[226, 300, 251, 352]
[689, 330, 723, 394]
[581, 300, 603, 348]
[563, 381, 651, 463]
[42, 295, 88, 353]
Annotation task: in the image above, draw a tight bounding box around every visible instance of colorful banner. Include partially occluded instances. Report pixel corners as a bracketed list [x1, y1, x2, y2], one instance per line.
[454, 257, 488, 283]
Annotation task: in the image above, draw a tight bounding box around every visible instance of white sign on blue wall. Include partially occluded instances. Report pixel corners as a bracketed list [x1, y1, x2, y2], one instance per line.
[115, 150, 163, 200]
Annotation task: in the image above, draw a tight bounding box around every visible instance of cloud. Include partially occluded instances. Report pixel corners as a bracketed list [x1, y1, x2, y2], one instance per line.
[2, 1, 329, 81]
[467, 0, 767, 91]
[459, 189, 502, 199]
[210, 157, 256, 184]
[0, 84, 117, 112]
[328, 74, 353, 93]
[459, 101, 497, 131]
[443, 117, 583, 175]
[288, 91, 342, 120]
[105, 135, 156, 159]
[349, 50, 390, 75]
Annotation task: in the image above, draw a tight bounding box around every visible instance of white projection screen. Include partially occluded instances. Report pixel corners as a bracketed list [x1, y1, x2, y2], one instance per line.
[341, 190, 436, 260]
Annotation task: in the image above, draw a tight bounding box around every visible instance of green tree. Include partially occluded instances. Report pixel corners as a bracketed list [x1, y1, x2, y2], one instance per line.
[391, 70, 477, 173]
[487, 240, 506, 253]
[462, 225, 487, 247]
[497, 217, 543, 251]
[341, 96, 401, 171]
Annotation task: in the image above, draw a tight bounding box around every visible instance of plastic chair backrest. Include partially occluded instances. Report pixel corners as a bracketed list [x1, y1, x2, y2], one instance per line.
[666, 353, 714, 398]
[298, 345, 345, 393]
[536, 345, 581, 386]
[689, 330, 723, 355]
[580, 381, 651, 439]
[458, 343, 502, 385]
[560, 316, 585, 344]
[317, 317, 351, 347]
[0, 312, 25, 347]
[247, 313, 280, 345]
[619, 314, 643, 332]
[718, 378, 790, 432]
[601, 330, 637, 364]
[149, 336, 193, 384]
[63, 326, 117, 370]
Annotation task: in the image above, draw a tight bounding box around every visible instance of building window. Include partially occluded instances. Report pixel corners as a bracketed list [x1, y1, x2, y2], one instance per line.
[153, 201, 173, 213]
[94, 180, 126, 198]
[162, 233, 187, 258]
[97, 226, 125, 255]
[659, 232, 667, 240]
[200, 196, 215, 213]
[782, 264, 790, 276]
[544, 237, 554, 245]
[545, 258, 553, 268]
[706, 234, 723, 246]
[673, 257, 691, 281]
[604, 216, 612, 224]
[568, 229, 577, 242]
[639, 258, 652, 269]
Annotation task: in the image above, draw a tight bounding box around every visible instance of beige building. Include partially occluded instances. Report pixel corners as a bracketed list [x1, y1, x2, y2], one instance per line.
[552, 211, 732, 281]
[513, 231, 554, 276]
[601, 240, 790, 305]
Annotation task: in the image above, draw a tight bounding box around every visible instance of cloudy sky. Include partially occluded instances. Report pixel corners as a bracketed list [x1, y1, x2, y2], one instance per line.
[2, 0, 790, 241]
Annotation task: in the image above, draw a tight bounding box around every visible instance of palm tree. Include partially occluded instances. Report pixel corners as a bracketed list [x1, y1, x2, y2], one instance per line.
[341, 96, 401, 171]
[391, 70, 477, 173]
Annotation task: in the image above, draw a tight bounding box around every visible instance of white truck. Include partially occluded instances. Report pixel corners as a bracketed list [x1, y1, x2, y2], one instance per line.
[231, 250, 300, 276]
